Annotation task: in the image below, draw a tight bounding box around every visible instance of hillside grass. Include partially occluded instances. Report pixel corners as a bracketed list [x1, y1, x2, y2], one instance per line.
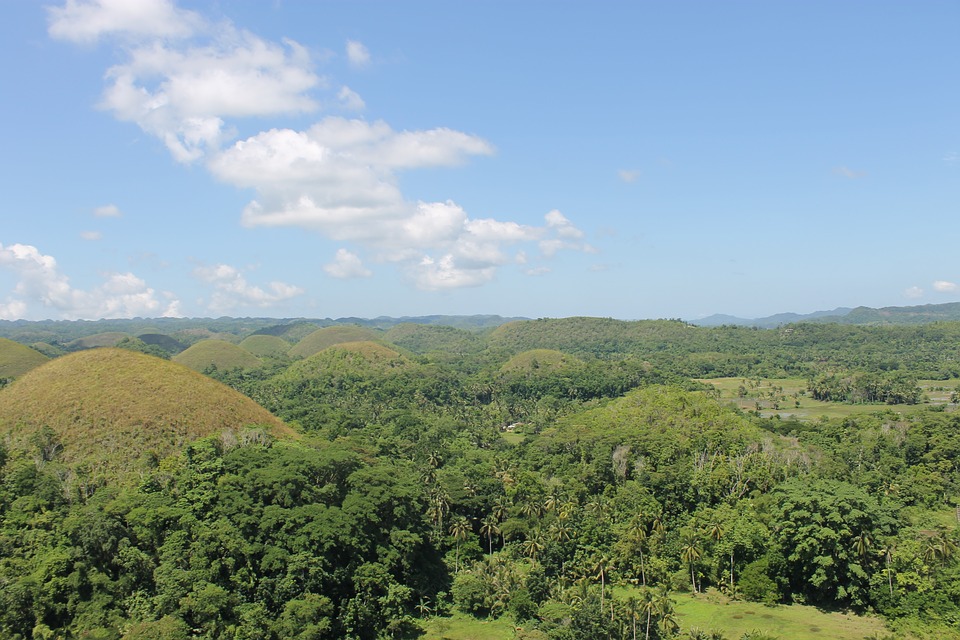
[420, 612, 520, 640]
[173, 339, 262, 371]
[419, 591, 898, 640]
[500, 349, 583, 373]
[66, 331, 130, 349]
[0, 349, 294, 479]
[239, 334, 291, 357]
[290, 325, 385, 359]
[669, 590, 890, 639]
[0, 337, 49, 378]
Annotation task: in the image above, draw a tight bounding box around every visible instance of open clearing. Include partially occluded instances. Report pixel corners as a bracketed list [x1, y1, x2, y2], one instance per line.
[697, 377, 957, 421]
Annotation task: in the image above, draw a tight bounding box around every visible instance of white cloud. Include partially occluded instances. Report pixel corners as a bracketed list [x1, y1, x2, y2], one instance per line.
[833, 166, 867, 179]
[52, 2, 323, 164]
[47, 0, 202, 43]
[944, 151, 958, 165]
[525, 267, 550, 276]
[324, 249, 372, 279]
[933, 280, 958, 293]
[193, 262, 304, 313]
[337, 86, 365, 110]
[904, 286, 924, 299]
[0, 242, 179, 319]
[412, 255, 496, 291]
[346, 40, 370, 67]
[80, 231, 102, 241]
[52, 0, 594, 292]
[93, 203, 122, 217]
[210, 118, 494, 241]
[618, 169, 641, 183]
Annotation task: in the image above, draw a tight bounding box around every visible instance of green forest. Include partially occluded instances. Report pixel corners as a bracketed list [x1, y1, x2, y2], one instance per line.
[1, 316, 959, 639]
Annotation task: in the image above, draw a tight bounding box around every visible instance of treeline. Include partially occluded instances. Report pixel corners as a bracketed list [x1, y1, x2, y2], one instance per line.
[808, 372, 923, 405]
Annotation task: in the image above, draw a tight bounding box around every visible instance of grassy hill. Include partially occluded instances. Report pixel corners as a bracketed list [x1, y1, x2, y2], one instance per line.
[0, 348, 294, 478]
[66, 331, 131, 350]
[290, 325, 385, 358]
[172, 339, 262, 371]
[500, 348, 583, 373]
[0, 337, 50, 378]
[384, 323, 482, 356]
[239, 334, 291, 357]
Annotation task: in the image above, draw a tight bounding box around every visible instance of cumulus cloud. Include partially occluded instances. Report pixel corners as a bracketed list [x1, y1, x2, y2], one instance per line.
[51, 0, 594, 292]
[80, 230, 102, 241]
[324, 249, 372, 279]
[933, 280, 958, 293]
[618, 169, 641, 183]
[193, 262, 304, 313]
[337, 86, 365, 110]
[93, 203, 122, 217]
[904, 286, 924, 299]
[0, 242, 179, 319]
[346, 40, 370, 67]
[47, 0, 202, 43]
[50, 2, 323, 163]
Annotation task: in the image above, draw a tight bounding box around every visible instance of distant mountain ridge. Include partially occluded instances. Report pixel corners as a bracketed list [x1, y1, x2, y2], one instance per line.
[691, 308, 853, 328]
[692, 301, 960, 327]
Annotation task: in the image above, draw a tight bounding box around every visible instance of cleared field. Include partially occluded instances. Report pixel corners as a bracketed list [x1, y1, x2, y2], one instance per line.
[697, 377, 957, 421]
[420, 612, 520, 640]
[672, 590, 889, 639]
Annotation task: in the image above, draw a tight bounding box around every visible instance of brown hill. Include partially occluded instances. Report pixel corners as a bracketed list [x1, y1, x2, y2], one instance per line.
[172, 339, 262, 372]
[0, 349, 295, 479]
[290, 325, 384, 358]
[0, 337, 50, 378]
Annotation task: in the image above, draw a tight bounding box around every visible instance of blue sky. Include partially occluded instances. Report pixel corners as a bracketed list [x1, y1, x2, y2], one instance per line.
[1, 0, 958, 321]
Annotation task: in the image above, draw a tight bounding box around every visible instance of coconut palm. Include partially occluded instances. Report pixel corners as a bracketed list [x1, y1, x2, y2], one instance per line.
[681, 532, 703, 593]
[449, 515, 470, 572]
[480, 515, 501, 554]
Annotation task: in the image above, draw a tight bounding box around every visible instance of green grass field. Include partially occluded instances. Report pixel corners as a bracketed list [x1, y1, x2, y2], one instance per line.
[418, 591, 899, 640]
[697, 377, 958, 421]
[671, 590, 889, 639]
[420, 612, 520, 640]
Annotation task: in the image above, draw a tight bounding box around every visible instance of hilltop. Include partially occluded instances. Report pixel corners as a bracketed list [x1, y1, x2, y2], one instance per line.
[0, 337, 49, 378]
[0, 349, 294, 479]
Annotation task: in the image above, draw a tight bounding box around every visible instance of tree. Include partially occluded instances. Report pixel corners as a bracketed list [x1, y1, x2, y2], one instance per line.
[681, 533, 703, 593]
[480, 516, 501, 554]
[449, 516, 471, 572]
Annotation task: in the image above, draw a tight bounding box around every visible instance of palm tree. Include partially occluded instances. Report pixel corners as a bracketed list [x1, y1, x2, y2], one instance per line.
[656, 586, 679, 637]
[853, 530, 872, 559]
[521, 529, 545, 563]
[449, 516, 470, 572]
[591, 554, 613, 617]
[681, 532, 703, 593]
[625, 596, 640, 640]
[480, 515, 501, 554]
[627, 516, 649, 586]
[640, 587, 657, 640]
[415, 597, 432, 618]
[492, 496, 509, 523]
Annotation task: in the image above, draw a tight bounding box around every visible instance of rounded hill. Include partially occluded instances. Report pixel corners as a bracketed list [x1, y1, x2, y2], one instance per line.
[0, 349, 294, 477]
[66, 332, 131, 350]
[500, 348, 583, 373]
[282, 341, 407, 380]
[290, 325, 384, 359]
[173, 339, 262, 372]
[239, 334, 291, 357]
[384, 323, 481, 356]
[0, 338, 50, 378]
